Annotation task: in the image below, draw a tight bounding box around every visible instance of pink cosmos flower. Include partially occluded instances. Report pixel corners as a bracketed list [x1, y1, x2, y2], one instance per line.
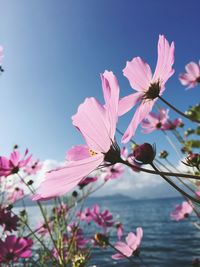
[67, 224, 88, 249]
[76, 207, 93, 224]
[179, 61, 200, 89]
[90, 204, 114, 231]
[141, 108, 169, 133]
[102, 163, 125, 181]
[7, 187, 24, 204]
[162, 118, 183, 130]
[24, 159, 42, 175]
[0, 235, 33, 263]
[0, 149, 32, 177]
[34, 71, 120, 200]
[37, 221, 53, 236]
[112, 227, 143, 259]
[170, 201, 193, 221]
[119, 35, 175, 143]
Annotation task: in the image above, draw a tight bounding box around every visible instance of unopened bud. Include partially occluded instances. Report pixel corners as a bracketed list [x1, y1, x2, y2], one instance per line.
[159, 150, 168, 159]
[94, 233, 109, 247]
[133, 143, 156, 164]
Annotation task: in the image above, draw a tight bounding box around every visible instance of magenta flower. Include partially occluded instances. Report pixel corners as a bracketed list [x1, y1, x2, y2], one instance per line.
[179, 61, 200, 89]
[34, 71, 120, 200]
[119, 35, 174, 143]
[0, 235, 33, 263]
[0, 209, 19, 232]
[0, 149, 32, 177]
[141, 108, 169, 133]
[78, 176, 98, 189]
[170, 201, 193, 221]
[67, 224, 89, 249]
[112, 227, 143, 259]
[90, 204, 114, 230]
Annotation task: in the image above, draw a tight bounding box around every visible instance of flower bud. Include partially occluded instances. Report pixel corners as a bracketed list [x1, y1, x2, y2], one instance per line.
[133, 143, 156, 164]
[184, 153, 200, 170]
[159, 150, 168, 159]
[94, 233, 109, 247]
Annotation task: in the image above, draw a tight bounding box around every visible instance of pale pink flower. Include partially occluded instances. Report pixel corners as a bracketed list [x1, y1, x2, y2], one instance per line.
[7, 187, 24, 204]
[141, 108, 169, 133]
[102, 163, 125, 181]
[34, 71, 120, 200]
[76, 207, 93, 224]
[0, 149, 32, 177]
[37, 221, 53, 237]
[24, 159, 42, 175]
[0, 235, 33, 262]
[162, 118, 183, 130]
[112, 227, 143, 259]
[170, 201, 193, 221]
[119, 35, 174, 143]
[179, 61, 200, 89]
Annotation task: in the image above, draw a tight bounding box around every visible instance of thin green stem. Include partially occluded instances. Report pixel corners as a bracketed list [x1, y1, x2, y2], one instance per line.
[120, 158, 200, 180]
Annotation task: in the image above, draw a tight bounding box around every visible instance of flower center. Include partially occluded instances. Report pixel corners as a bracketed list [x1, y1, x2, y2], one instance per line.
[11, 166, 19, 174]
[156, 122, 162, 129]
[5, 252, 15, 261]
[103, 142, 121, 165]
[144, 81, 160, 100]
[196, 76, 200, 83]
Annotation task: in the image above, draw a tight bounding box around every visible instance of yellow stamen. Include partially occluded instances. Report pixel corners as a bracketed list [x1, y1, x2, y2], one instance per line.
[89, 149, 98, 157]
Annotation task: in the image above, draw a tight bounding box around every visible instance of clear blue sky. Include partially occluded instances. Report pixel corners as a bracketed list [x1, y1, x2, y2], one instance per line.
[0, 0, 200, 161]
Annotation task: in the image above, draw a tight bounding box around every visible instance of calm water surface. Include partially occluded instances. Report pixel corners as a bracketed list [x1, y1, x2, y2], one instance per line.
[15, 197, 200, 267]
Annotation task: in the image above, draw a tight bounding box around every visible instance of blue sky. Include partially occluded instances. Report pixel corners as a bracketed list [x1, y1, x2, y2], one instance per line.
[0, 0, 200, 162]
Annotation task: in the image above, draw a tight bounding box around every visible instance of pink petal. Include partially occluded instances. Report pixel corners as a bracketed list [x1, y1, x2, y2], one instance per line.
[113, 241, 133, 257]
[126, 232, 137, 250]
[122, 100, 155, 143]
[34, 154, 103, 200]
[118, 92, 143, 116]
[101, 71, 119, 140]
[123, 57, 152, 91]
[66, 145, 90, 161]
[112, 253, 125, 260]
[153, 35, 175, 85]
[72, 97, 111, 153]
[185, 62, 200, 79]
